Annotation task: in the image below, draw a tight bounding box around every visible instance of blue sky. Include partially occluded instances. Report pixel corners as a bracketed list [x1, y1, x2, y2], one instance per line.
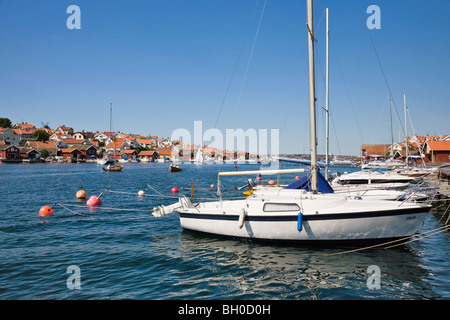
[0, 0, 449, 155]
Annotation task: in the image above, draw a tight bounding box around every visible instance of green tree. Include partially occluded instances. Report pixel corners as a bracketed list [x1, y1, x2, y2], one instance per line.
[39, 149, 49, 159]
[0, 117, 12, 128]
[33, 129, 50, 142]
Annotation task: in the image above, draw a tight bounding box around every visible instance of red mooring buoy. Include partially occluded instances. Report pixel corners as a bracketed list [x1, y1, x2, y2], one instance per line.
[39, 206, 53, 217]
[87, 196, 102, 206]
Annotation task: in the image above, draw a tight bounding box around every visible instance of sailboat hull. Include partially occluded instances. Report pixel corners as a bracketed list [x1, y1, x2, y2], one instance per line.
[178, 197, 430, 243]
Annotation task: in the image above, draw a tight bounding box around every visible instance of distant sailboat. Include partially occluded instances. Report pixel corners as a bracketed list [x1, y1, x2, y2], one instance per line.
[101, 103, 123, 171]
[193, 148, 203, 165]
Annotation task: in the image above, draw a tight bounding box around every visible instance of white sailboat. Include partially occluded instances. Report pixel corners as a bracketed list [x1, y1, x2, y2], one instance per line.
[152, 1, 431, 243]
[153, 169, 430, 242]
[98, 103, 117, 166]
[193, 147, 203, 165]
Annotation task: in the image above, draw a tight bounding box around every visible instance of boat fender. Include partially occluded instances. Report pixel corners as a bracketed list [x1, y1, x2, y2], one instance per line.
[238, 208, 246, 229]
[297, 212, 303, 232]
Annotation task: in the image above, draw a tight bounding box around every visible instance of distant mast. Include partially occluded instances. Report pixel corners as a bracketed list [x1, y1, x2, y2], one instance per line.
[110, 102, 116, 160]
[389, 93, 394, 159]
[307, 0, 318, 193]
[109, 102, 112, 132]
[404, 94, 409, 168]
[325, 7, 330, 180]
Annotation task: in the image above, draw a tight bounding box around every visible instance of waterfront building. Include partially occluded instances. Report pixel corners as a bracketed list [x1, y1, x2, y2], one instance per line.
[424, 140, 450, 164]
[19, 148, 40, 161]
[0, 143, 21, 161]
[24, 141, 58, 156]
[138, 150, 159, 161]
[0, 128, 21, 145]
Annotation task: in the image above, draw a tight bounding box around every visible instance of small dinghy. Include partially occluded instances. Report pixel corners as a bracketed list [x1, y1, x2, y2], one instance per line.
[103, 164, 124, 172]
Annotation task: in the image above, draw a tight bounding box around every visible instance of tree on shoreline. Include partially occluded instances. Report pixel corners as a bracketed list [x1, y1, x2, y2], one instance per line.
[0, 117, 12, 128]
[39, 149, 49, 159]
[33, 129, 50, 142]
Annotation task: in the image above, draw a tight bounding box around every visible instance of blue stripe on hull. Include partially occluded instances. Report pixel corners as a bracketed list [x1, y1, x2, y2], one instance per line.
[179, 206, 429, 222]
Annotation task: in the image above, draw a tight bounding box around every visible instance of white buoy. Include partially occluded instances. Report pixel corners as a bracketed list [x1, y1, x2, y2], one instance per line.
[138, 190, 145, 197]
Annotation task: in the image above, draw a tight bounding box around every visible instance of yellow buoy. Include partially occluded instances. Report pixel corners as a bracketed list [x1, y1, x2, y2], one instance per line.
[76, 190, 87, 199]
[243, 189, 254, 198]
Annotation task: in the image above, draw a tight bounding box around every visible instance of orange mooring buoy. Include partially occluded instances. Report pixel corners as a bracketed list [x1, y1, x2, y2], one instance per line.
[268, 180, 275, 185]
[76, 190, 87, 199]
[39, 206, 53, 217]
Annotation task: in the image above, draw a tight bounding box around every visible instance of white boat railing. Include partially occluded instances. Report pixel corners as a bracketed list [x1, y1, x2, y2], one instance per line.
[217, 168, 306, 206]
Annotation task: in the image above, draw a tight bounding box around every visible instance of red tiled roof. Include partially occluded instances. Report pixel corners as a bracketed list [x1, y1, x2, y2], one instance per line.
[13, 123, 35, 129]
[26, 141, 57, 150]
[427, 141, 450, 152]
[121, 149, 137, 154]
[137, 139, 153, 145]
[60, 148, 80, 153]
[157, 147, 173, 156]
[62, 139, 88, 144]
[12, 128, 35, 135]
[105, 138, 126, 149]
[139, 150, 156, 156]
[361, 144, 391, 156]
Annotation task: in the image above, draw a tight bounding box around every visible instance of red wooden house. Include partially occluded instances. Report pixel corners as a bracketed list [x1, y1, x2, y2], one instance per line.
[0, 143, 21, 161]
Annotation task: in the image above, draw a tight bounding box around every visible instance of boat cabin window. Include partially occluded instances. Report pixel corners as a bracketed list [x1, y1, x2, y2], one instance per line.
[263, 203, 300, 212]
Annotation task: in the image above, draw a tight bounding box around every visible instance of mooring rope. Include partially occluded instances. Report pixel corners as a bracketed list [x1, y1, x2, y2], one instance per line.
[323, 223, 450, 256]
[58, 203, 153, 213]
[384, 225, 450, 249]
[54, 202, 86, 216]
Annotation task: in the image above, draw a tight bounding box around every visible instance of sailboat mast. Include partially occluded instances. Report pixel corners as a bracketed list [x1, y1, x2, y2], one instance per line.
[389, 93, 394, 159]
[109, 103, 112, 132]
[325, 7, 329, 180]
[307, 0, 318, 193]
[110, 102, 115, 160]
[404, 94, 409, 168]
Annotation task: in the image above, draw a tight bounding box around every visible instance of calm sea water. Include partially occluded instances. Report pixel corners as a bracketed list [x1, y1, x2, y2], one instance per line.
[0, 162, 449, 300]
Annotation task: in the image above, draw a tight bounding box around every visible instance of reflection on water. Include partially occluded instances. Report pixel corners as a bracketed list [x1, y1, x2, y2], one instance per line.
[175, 229, 438, 300]
[0, 163, 448, 299]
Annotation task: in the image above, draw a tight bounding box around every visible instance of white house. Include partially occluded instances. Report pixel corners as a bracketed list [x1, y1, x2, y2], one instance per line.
[72, 132, 86, 139]
[94, 132, 113, 143]
[50, 133, 73, 141]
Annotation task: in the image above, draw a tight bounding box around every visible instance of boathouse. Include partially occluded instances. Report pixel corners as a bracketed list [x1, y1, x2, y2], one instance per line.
[0, 143, 21, 161]
[60, 148, 82, 161]
[138, 150, 159, 161]
[424, 140, 450, 163]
